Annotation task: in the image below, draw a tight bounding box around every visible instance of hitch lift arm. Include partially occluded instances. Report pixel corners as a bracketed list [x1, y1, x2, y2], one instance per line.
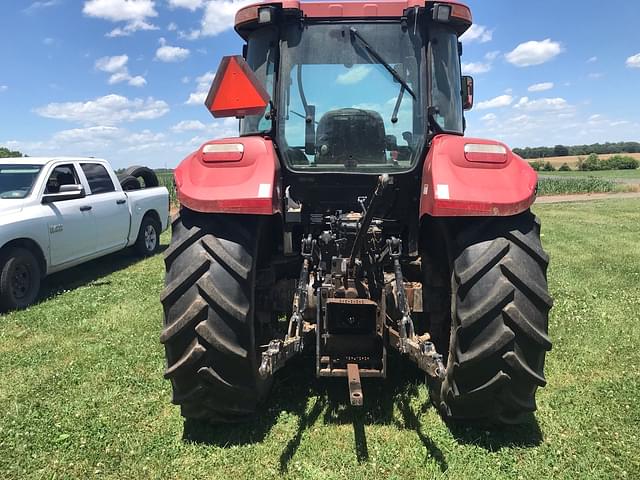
[387, 237, 446, 380]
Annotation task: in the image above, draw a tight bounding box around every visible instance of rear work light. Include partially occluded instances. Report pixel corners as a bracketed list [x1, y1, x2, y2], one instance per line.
[464, 143, 508, 164]
[201, 143, 244, 163]
[432, 3, 472, 24]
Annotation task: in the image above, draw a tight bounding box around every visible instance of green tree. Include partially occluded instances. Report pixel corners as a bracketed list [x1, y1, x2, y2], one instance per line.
[0, 147, 25, 158]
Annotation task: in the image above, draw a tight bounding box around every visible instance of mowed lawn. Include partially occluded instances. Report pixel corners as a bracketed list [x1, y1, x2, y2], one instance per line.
[1, 200, 639, 480]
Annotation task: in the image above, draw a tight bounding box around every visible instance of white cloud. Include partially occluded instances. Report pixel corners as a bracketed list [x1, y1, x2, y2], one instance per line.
[485, 51, 500, 61]
[95, 54, 146, 87]
[83, 0, 158, 37]
[127, 76, 147, 87]
[95, 54, 129, 73]
[52, 126, 121, 144]
[505, 39, 563, 67]
[167, 22, 178, 31]
[185, 71, 215, 105]
[35, 94, 169, 125]
[43, 37, 55, 46]
[83, 0, 157, 22]
[106, 20, 159, 37]
[528, 82, 554, 92]
[481, 113, 497, 122]
[0, 85, 8, 92]
[336, 66, 372, 85]
[171, 120, 207, 132]
[587, 56, 598, 63]
[23, 1, 59, 14]
[626, 53, 640, 69]
[588, 72, 604, 79]
[476, 95, 513, 110]
[460, 24, 493, 44]
[168, 0, 203, 10]
[199, 0, 253, 37]
[155, 38, 190, 62]
[514, 96, 569, 111]
[462, 62, 491, 75]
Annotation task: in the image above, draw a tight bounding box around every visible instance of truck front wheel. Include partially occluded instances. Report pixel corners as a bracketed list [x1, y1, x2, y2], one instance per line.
[436, 211, 553, 424]
[0, 247, 41, 312]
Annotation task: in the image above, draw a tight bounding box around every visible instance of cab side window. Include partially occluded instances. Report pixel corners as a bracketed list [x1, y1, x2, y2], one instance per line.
[45, 164, 80, 194]
[81, 163, 115, 194]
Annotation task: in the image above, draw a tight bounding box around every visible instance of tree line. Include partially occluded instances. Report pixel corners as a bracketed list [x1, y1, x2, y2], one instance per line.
[513, 142, 640, 159]
[0, 147, 25, 158]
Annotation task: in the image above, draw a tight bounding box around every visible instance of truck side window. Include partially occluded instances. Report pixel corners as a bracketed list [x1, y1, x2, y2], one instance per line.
[45, 164, 80, 194]
[81, 163, 115, 194]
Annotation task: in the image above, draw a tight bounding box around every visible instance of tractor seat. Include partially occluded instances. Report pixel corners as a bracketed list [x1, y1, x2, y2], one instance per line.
[315, 109, 386, 166]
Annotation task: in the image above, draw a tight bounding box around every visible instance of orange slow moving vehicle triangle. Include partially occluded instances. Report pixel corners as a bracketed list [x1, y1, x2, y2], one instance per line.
[205, 55, 270, 118]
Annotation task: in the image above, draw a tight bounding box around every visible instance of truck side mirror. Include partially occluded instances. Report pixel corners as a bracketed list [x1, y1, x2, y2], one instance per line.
[42, 184, 85, 203]
[462, 75, 474, 111]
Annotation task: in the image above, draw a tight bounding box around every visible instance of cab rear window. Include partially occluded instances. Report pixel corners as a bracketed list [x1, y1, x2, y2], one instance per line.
[81, 163, 115, 194]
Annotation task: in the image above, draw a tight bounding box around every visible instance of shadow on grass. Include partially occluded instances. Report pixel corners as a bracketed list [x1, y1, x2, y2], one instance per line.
[447, 416, 543, 451]
[182, 354, 542, 469]
[40, 245, 167, 301]
[182, 355, 449, 471]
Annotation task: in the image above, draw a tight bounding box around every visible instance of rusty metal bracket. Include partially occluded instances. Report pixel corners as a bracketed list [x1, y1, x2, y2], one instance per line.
[388, 327, 445, 379]
[347, 363, 363, 406]
[259, 249, 313, 379]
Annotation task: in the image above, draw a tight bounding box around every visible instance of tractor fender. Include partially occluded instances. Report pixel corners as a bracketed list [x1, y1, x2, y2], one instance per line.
[174, 136, 281, 215]
[419, 135, 537, 217]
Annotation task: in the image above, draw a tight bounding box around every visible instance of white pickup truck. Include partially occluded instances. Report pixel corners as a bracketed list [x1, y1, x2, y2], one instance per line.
[0, 157, 169, 311]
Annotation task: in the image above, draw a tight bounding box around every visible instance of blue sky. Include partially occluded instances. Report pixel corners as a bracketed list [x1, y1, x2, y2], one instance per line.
[1, 0, 639, 169]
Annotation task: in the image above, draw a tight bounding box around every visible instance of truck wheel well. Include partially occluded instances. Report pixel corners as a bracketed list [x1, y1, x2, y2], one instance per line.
[0, 238, 47, 277]
[142, 210, 162, 229]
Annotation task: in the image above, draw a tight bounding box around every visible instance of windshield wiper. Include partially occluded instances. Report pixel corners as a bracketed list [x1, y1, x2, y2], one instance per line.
[349, 27, 416, 100]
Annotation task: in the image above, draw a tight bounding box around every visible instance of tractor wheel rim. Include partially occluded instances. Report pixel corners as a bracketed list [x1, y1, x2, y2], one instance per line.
[145, 225, 157, 251]
[11, 263, 31, 299]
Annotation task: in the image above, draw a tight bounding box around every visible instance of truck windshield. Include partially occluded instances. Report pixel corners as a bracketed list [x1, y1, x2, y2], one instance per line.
[0, 165, 42, 199]
[278, 22, 425, 173]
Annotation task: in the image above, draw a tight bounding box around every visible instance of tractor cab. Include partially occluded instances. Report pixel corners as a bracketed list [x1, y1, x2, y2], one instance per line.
[207, 1, 473, 177]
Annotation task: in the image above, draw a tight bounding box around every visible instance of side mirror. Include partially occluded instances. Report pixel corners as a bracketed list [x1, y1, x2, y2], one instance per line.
[42, 184, 85, 203]
[385, 135, 398, 151]
[462, 75, 474, 111]
[205, 55, 270, 118]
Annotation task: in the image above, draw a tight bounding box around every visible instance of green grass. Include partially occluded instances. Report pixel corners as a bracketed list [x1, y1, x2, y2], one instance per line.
[1, 200, 640, 479]
[539, 169, 640, 180]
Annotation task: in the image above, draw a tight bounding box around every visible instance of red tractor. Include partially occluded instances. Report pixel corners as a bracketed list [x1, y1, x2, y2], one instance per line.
[161, 0, 552, 425]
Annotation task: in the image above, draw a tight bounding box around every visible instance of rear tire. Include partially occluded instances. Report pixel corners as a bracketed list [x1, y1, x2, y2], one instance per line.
[0, 248, 41, 311]
[161, 210, 271, 422]
[135, 215, 161, 257]
[436, 211, 553, 424]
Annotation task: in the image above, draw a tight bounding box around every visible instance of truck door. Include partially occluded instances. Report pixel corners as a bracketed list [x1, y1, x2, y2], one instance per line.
[44, 164, 97, 266]
[79, 162, 130, 253]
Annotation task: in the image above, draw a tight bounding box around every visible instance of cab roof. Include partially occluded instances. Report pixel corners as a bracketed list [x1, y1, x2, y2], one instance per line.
[237, 0, 471, 22]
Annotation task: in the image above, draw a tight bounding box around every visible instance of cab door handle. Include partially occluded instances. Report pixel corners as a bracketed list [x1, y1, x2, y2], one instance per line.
[80, 205, 92, 212]
[116, 199, 126, 205]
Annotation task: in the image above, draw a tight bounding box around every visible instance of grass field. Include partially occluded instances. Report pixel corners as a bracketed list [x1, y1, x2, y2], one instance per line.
[1, 200, 639, 479]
